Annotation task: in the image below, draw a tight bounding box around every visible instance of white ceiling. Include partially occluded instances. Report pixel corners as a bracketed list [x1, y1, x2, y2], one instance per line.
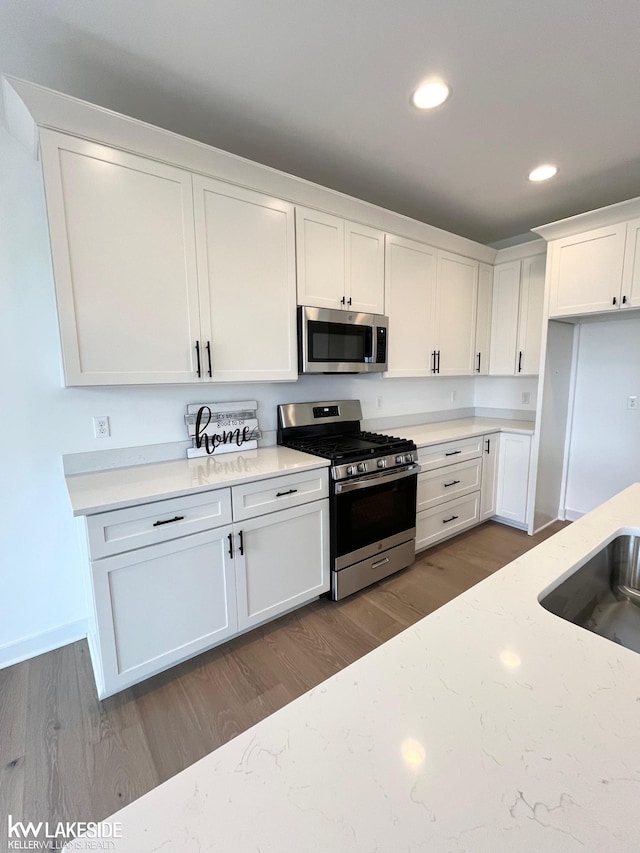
[2, 0, 640, 244]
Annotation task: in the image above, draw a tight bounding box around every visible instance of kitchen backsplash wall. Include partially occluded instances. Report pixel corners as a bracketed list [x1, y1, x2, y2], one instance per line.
[0, 127, 537, 666]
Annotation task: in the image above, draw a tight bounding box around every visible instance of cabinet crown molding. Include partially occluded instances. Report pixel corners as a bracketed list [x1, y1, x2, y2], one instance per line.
[532, 196, 640, 242]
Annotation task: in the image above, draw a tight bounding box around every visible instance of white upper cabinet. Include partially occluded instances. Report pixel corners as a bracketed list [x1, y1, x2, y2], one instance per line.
[489, 255, 545, 376]
[40, 130, 202, 385]
[295, 207, 384, 314]
[384, 234, 437, 377]
[435, 251, 478, 375]
[193, 177, 297, 382]
[547, 223, 627, 317]
[621, 217, 640, 309]
[516, 254, 546, 375]
[489, 261, 521, 375]
[475, 263, 493, 375]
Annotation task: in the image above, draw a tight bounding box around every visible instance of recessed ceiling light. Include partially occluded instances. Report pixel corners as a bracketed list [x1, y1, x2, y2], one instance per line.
[528, 164, 558, 182]
[411, 80, 450, 110]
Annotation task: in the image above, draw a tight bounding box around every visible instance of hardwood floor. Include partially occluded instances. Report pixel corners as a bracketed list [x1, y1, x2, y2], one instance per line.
[0, 520, 566, 848]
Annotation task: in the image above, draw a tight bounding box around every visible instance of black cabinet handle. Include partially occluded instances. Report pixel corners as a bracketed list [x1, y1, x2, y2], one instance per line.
[276, 488, 298, 497]
[442, 515, 459, 524]
[341, 296, 346, 305]
[195, 341, 201, 378]
[206, 341, 212, 377]
[476, 352, 481, 373]
[239, 530, 244, 556]
[445, 449, 462, 457]
[518, 351, 523, 373]
[622, 295, 628, 305]
[485, 438, 491, 454]
[152, 515, 184, 527]
[431, 351, 437, 374]
[228, 532, 234, 559]
[348, 297, 352, 306]
[436, 350, 441, 374]
[443, 480, 461, 488]
[613, 296, 617, 306]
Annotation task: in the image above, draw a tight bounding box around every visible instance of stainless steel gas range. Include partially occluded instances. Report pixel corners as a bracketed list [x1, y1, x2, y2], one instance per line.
[277, 400, 418, 599]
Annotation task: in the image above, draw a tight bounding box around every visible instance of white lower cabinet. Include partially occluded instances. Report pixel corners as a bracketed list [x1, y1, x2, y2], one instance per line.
[480, 433, 500, 520]
[416, 493, 480, 551]
[235, 501, 330, 630]
[91, 526, 237, 697]
[495, 433, 531, 525]
[85, 470, 329, 699]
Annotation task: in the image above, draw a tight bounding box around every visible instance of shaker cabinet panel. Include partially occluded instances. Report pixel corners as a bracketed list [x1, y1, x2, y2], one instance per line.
[475, 263, 493, 375]
[480, 433, 500, 520]
[495, 433, 531, 524]
[621, 217, 640, 309]
[517, 254, 546, 375]
[194, 177, 297, 382]
[435, 251, 478, 375]
[547, 224, 627, 317]
[345, 221, 385, 314]
[489, 261, 521, 375]
[384, 234, 437, 377]
[40, 130, 201, 385]
[295, 207, 345, 309]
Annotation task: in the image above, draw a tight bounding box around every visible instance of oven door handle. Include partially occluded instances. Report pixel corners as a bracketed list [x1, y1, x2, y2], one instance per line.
[334, 464, 419, 493]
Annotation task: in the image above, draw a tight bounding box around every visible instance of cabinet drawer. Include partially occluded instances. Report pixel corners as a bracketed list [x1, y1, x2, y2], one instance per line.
[415, 492, 480, 552]
[232, 467, 329, 521]
[417, 458, 482, 511]
[87, 489, 232, 558]
[418, 436, 483, 471]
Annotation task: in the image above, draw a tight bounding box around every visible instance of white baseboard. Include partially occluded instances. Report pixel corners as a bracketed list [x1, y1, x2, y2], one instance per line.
[564, 508, 585, 521]
[0, 619, 87, 669]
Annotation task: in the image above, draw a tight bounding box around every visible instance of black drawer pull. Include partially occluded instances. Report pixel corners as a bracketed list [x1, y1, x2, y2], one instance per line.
[227, 532, 234, 559]
[444, 480, 461, 488]
[153, 515, 184, 527]
[442, 515, 459, 524]
[276, 488, 298, 497]
[445, 450, 462, 457]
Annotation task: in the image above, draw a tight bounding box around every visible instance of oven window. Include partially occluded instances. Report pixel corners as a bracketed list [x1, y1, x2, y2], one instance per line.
[335, 473, 417, 558]
[308, 320, 371, 363]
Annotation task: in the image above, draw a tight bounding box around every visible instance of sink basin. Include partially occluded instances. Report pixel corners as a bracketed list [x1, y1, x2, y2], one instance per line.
[540, 535, 640, 654]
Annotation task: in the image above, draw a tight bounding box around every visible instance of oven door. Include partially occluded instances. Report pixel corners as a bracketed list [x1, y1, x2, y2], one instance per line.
[332, 465, 418, 569]
[299, 306, 383, 373]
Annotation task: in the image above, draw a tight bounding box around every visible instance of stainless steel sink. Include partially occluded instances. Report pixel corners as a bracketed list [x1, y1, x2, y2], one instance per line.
[540, 535, 640, 653]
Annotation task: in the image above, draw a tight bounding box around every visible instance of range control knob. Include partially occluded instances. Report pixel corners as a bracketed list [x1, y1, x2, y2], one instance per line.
[405, 452, 414, 463]
[377, 458, 387, 469]
[346, 465, 356, 475]
[395, 454, 405, 464]
[357, 462, 367, 473]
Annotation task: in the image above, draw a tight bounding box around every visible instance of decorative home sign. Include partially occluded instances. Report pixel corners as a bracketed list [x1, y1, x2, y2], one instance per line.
[185, 401, 261, 458]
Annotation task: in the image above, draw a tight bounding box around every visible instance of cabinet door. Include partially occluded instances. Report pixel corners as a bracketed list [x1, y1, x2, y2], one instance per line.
[516, 254, 546, 375]
[295, 207, 345, 309]
[621, 217, 640, 309]
[93, 526, 236, 697]
[475, 263, 493, 375]
[489, 260, 521, 375]
[384, 234, 437, 377]
[480, 433, 500, 520]
[40, 130, 201, 385]
[235, 501, 330, 630]
[194, 177, 297, 382]
[435, 251, 478, 375]
[495, 433, 531, 524]
[345, 221, 385, 314]
[547, 224, 627, 317]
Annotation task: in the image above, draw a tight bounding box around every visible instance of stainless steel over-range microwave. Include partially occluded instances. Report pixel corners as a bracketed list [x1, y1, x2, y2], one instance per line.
[298, 306, 389, 374]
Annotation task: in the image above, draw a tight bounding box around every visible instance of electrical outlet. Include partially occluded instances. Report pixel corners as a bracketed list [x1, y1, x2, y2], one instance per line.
[450, 390, 457, 403]
[93, 416, 110, 438]
[628, 396, 638, 411]
[376, 396, 384, 410]
[522, 391, 531, 405]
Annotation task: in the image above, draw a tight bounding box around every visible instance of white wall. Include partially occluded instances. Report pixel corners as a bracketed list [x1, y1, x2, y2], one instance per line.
[564, 317, 640, 517]
[474, 376, 538, 415]
[0, 128, 484, 666]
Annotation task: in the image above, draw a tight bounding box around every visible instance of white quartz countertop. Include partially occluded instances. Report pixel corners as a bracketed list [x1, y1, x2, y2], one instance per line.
[66, 417, 533, 516]
[396, 415, 534, 448]
[79, 484, 640, 852]
[65, 446, 329, 516]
